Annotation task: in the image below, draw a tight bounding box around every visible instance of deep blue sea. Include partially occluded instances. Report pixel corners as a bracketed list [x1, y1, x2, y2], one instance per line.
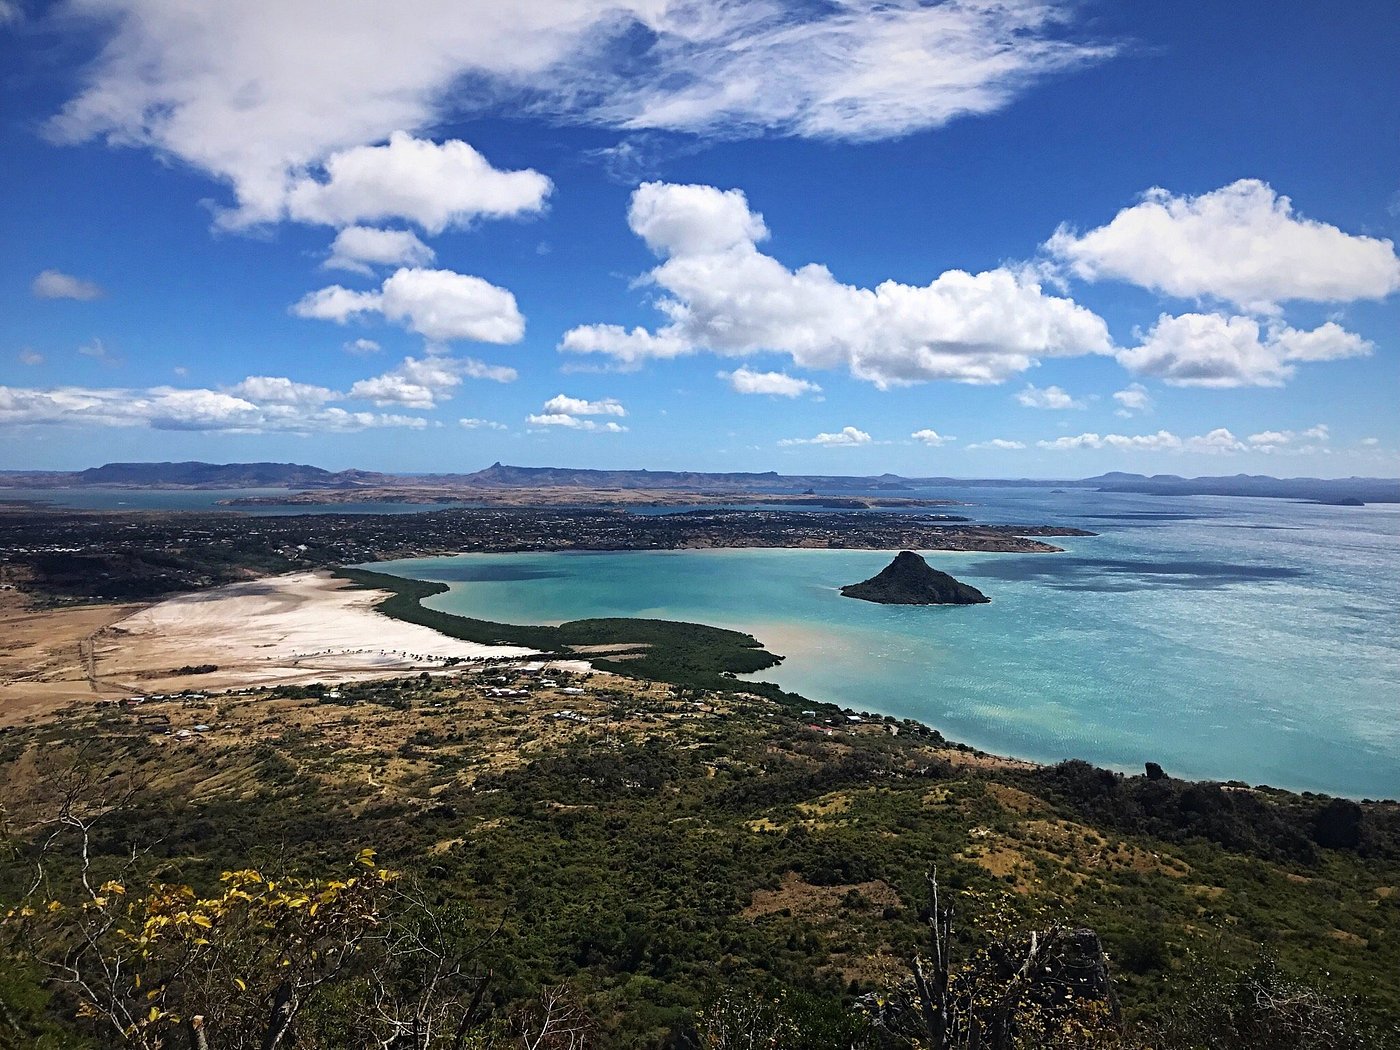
[366, 488, 1400, 799]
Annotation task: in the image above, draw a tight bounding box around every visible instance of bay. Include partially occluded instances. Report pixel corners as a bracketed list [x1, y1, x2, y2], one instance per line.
[368, 488, 1400, 799]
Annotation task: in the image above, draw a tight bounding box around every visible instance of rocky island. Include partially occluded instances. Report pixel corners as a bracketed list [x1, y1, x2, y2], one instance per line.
[840, 550, 991, 605]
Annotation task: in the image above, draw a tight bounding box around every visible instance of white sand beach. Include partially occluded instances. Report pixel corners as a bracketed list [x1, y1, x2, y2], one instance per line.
[94, 571, 539, 693]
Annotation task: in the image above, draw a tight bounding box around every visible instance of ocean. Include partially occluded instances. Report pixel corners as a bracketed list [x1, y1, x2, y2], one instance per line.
[365, 487, 1400, 799]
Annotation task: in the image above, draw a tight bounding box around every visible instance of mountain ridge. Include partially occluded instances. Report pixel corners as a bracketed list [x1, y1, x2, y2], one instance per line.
[0, 461, 1395, 502]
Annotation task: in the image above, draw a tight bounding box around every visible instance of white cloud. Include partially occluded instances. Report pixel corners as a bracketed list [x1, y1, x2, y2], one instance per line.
[459, 417, 507, 430]
[227, 375, 337, 406]
[1046, 180, 1400, 312]
[1360, 437, 1380, 447]
[557, 325, 691, 366]
[541, 394, 627, 417]
[1036, 428, 1249, 454]
[33, 269, 104, 300]
[292, 285, 382, 324]
[966, 438, 1026, 451]
[77, 338, 113, 361]
[911, 429, 954, 446]
[288, 133, 550, 233]
[779, 425, 872, 447]
[720, 367, 821, 398]
[0, 384, 426, 433]
[1015, 383, 1085, 409]
[348, 353, 511, 409]
[591, 1, 1114, 141]
[326, 226, 435, 274]
[1117, 313, 1372, 388]
[526, 393, 628, 432]
[343, 338, 382, 356]
[525, 413, 627, 433]
[293, 267, 524, 344]
[17, 348, 44, 366]
[0, 1, 21, 27]
[1111, 382, 1152, 417]
[562, 182, 1112, 387]
[459, 359, 518, 383]
[1245, 424, 1330, 453]
[46, 2, 1110, 226]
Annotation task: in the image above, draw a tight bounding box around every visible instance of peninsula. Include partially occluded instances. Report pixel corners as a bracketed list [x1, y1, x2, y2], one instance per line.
[840, 550, 991, 605]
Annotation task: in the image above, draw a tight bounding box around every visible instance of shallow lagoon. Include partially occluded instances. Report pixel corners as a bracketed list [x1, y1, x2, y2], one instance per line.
[372, 488, 1400, 799]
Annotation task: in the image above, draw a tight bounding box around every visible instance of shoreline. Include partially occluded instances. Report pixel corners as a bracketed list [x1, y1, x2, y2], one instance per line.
[0, 572, 542, 725]
[352, 558, 1394, 802]
[5, 561, 1391, 803]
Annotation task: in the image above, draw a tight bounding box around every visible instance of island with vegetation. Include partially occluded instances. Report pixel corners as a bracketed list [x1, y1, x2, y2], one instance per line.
[840, 550, 991, 605]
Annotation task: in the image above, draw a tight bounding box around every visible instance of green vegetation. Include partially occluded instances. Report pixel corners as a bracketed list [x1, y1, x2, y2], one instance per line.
[2, 672, 1397, 1047]
[336, 567, 787, 694]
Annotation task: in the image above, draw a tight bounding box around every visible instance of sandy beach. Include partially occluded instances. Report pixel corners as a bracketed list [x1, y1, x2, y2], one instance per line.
[1, 572, 541, 724]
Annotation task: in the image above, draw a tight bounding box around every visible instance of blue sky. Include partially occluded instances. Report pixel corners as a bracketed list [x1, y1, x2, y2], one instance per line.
[1, 0, 1397, 476]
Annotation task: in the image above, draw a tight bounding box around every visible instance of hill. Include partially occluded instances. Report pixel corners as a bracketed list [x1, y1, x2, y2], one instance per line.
[840, 550, 991, 605]
[2, 461, 1396, 503]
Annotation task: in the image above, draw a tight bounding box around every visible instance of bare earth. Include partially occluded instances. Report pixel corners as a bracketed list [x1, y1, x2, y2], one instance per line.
[0, 593, 143, 726]
[1, 572, 538, 725]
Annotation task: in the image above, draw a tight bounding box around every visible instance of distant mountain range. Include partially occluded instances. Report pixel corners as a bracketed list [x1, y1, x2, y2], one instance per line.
[0, 460, 1395, 503]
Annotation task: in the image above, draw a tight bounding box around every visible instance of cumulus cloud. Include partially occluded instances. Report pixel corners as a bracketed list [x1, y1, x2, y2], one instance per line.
[17, 349, 44, 366]
[1015, 383, 1085, 409]
[293, 267, 525, 344]
[525, 414, 627, 433]
[1046, 180, 1400, 312]
[526, 393, 628, 432]
[33, 269, 104, 300]
[1245, 424, 1330, 453]
[287, 133, 551, 233]
[348, 353, 513, 409]
[46, 2, 1110, 226]
[720, 367, 821, 398]
[1111, 382, 1152, 417]
[540, 394, 627, 417]
[343, 338, 382, 356]
[911, 429, 955, 446]
[1117, 314, 1372, 388]
[966, 438, 1026, 451]
[0, 384, 426, 433]
[459, 417, 507, 430]
[562, 182, 1112, 387]
[1036, 428, 1253, 454]
[779, 426, 872, 447]
[226, 376, 338, 406]
[326, 226, 436, 274]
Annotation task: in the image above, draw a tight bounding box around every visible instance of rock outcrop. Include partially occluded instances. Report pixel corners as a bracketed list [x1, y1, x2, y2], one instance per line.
[840, 551, 989, 605]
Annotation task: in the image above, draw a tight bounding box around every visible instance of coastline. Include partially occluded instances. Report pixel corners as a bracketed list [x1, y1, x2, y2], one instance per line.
[0, 572, 540, 725]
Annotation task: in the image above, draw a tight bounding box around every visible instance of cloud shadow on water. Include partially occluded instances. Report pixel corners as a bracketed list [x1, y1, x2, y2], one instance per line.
[962, 556, 1306, 592]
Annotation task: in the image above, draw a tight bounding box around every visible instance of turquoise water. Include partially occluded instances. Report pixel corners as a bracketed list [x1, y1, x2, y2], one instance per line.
[369, 489, 1400, 799]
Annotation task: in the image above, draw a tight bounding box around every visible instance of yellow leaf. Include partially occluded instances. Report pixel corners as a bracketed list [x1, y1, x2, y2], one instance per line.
[235, 977, 247, 992]
[190, 913, 213, 928]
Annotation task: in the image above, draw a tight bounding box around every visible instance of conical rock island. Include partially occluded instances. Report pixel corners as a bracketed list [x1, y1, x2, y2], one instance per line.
[840, 550, 990, 605]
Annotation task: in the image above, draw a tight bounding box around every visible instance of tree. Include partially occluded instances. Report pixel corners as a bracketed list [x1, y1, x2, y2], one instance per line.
[876, 870, 1122, 1049]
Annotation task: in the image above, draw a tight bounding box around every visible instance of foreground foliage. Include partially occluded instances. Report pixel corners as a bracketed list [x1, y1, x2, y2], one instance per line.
[2, 671, 1398, 1047]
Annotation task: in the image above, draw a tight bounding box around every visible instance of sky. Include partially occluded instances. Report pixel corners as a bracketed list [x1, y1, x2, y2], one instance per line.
[1, 0, 1398, 478]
